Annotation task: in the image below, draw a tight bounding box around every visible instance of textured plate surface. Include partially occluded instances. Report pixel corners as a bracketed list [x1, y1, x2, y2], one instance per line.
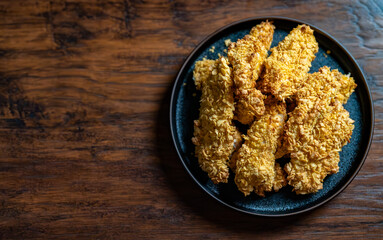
[170, 17, 374, 216]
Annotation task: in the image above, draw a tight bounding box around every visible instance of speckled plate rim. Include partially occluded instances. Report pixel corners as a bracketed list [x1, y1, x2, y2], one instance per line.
[169, 16, 374, 217]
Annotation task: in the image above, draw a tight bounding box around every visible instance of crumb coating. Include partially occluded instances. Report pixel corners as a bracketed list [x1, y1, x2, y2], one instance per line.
[262, 24, 319, 101]
[283, 67, 356, 194]
[295, 66, 357, 106]
[192, 57, 242, 184]
[284, 101, 354, 194]
[228, 21, 275, 124]
[233, 97, 287, 196]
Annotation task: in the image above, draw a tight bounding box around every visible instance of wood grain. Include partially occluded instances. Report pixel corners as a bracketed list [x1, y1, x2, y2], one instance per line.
[0, 0, 382, 239]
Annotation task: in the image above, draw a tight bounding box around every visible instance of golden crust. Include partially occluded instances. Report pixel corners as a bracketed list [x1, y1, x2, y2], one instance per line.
[193, 59, 216, 91]
[282, 67, 356, 194]
[192, 57, 242, 184]
[234, 88, 266, 125]
[261, 24, 319, 101]
[277, 66, 357, 158]
[233, 97, 287, 196]
[284, 101, 354, 194]
[295, 66, 357, 105]
[228, 21, 275, 124]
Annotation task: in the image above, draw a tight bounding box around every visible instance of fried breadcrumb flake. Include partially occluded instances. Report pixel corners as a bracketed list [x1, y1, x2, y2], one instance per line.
[192, 57, 242, 184]
[233, 97, 287, 196]
[228, 21, 275, 124]
[261, 24, 319, 101]
[224, 39, 232, 47]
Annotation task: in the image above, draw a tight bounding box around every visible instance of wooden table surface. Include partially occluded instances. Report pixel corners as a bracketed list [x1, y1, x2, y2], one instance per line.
[0, 0, 382, 239]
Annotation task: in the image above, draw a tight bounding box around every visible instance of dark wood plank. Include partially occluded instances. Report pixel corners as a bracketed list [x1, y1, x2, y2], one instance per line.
[0, 0, 382, 239]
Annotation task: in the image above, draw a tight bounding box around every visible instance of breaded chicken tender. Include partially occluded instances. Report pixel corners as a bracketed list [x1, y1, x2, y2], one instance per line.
[282, 67, 356, 194]
[232, 97, 287, 196]
[261, 24, 319, 101]
[284, 101, 354, 194]
[228, 21, 275, 124]
[192, 57, 242, 184]
[276, 66, 357, 159]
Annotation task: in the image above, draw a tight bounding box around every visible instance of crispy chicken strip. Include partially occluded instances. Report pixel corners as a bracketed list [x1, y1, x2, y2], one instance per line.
[282, 67, 356, 194]
[232, 97, 287, 196]
[261, 24, 319, 101]
[228, 21, 275, 124]
[284, 100, 354, 194]
[192, 57, 242, 184]
[275, 66, 357, 159]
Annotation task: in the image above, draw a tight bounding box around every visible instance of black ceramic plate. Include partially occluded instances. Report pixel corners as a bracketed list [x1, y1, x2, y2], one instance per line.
[170, 17, 374, 216]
